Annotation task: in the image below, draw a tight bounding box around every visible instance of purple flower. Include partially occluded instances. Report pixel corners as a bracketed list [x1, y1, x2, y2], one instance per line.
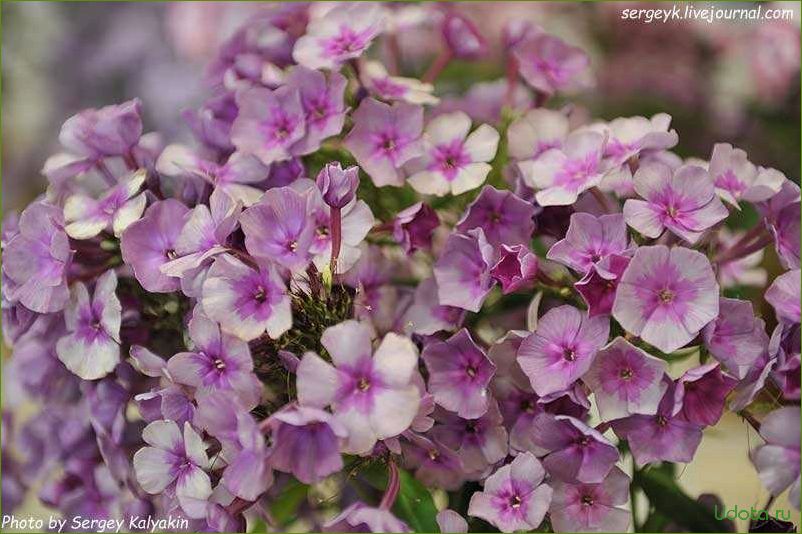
[239, 186, 315, 271]
[201, 254, 292, 342]
[2, 202, 72, 313]
[442, 10, 487, 60]
[285, 66, 348, 155]
[507, 108, 569, 162]
[518, 305, 609, 396]
[751, 406, 801, 509]
[702, 298, 768, 378]
[360, 61, 439, 105]
[527, 413, 618, 484]
[766, 269, 801, 324]
[513, 33, 591, 96]
[436, 510, 468, 533]
[344, 98, 423, 187]
[219, 409, 272, 502]
[769, 198, 800, 270]
[431, 399, 508, 476]
[575, 253, 631, 317]
[623, 163, 728, 244]
[422, 329, 496, 419]
[709, 144, 784, 206]
[402, 277, 465, 336]
[316, 162, 359, 209]
[133, 420, 211, 519]
[490, 244, 539, 294]
[612, 382, 703, 466]
[182, 93, 237, 154]
[612, 245, 719, 354]
[548, 213, 629, 274]
[231, 86, 306, 166]
[518, 131, 606, 206]
[296, 321, 421, 454]
[324, 503, 410, 533]
[120, 199, 190, 293]
[549, 466, 631, 533]
[56, 270, 121, 380]
[167, 309, 261, 408]
[393, 202, 439, 253]
[456, 186, 535, 249]
[63, 169, 147, 239]
[601, 113, 678, 168]
[407, 112, 499, 196]
[582, 337, 667, 420]
[674, 363, 737, 426]
[293, 3, 385, 70]
[59, 99, 143, 160]
[467, 452, 552, 533]
[264, 404, 347, 484]
[402, 433, 465, 490]
[156, 145, 269, 206]
[433, 228, 495, 312]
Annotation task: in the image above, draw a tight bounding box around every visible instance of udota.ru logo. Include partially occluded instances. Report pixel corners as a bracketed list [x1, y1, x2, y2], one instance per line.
[714, 504, 793, 522]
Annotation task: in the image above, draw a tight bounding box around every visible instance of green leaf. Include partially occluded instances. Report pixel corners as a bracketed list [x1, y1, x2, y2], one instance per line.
[269, 479, 309, 527]
[634, 467, 730, 533]
[362, 464, 440, 532]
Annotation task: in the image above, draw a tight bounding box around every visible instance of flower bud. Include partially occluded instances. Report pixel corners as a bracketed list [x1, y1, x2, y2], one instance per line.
[316, 162, 360, 208]
[59, 98, 143, 159]
[442, 12, 487, 60]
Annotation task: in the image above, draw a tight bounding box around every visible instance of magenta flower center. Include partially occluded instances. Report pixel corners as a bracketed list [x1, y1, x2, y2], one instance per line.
[563, 347, 577, 361]
[323, 26, 371, 58]
[431, 141, 471, 180]
[213, 358, 226, 371]
[581, 494, 594, 506]
[658, 289, 674, 303]
[619, 367, 633, 380]
[715, 169, 748, 195]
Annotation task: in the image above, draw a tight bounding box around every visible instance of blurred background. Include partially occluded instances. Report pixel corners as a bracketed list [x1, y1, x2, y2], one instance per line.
[2, 1, 800, 531]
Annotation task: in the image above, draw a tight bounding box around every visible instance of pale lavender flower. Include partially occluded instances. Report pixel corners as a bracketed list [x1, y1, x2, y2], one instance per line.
[702, 298, 768, 378]
[120, 199, 190, 293]
[360, 61, 439, 105]
[709, 144, 784, 206]
[518, 305, 610, 396]
[612, 382, 703, 466]
[201, 254, 292, 342]
[316, 162, 359, 209]
[456, 186, 535, 249]
[433, 228, 495, 312]
[2, 202, 72, 313]
[402, 433, 465, 491]
[467, 452, 552, 533]
[548, 213, 628, 274]
[56, 270, 121, 380]
[345, 98, 424, 187]
[575, 253, 631, 317]
[422, 328, 496, 419]
[293, 3, 385, 70]
[231, 86, 306, 166]
[402, 277, 465, 336]
[167, 309, 262, 408]
[156, 145, 269, 206]
[527, 413, 618, 484]
[549, 467, 631, 533]
[133, 420, 211, 519]
[264, 404, 347, 484]
[674, 363, 737, 426]
[239, 186, 315, 271]
[431, 399, 508, 476]
[769, 198, 800, 270]
[582, 337, 667, 420]
[285, 66, 348, 155]
[622, 163, 728, 244]
[751, 406, 801, 510]
[63, 169, 147, 239]
[436, 510, 468, 533]
[324, 502, 410, 533]
[518, 131, 606, 206]
[507, 108, 569, 161]
[716, 229, 767, 288]
[219, 410, 272, 502]
[59, 99, 143, 160]
[766, 269, 801, 324]
[490, 244, 538, 294]
[600, 113, 678, 168]
[393, 202, 439, 253]
[296, 321, 421, 454]
[407, 112, 499, 196]
[513, 34, 591, 96]
[612, 245, 719, 354]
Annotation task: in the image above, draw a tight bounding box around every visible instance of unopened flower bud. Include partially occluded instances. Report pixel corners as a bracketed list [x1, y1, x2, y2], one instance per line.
[316, 162, 360, 208]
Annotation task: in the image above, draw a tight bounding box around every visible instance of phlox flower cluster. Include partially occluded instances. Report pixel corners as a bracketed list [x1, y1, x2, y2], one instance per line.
[2, 3, 799, 533]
